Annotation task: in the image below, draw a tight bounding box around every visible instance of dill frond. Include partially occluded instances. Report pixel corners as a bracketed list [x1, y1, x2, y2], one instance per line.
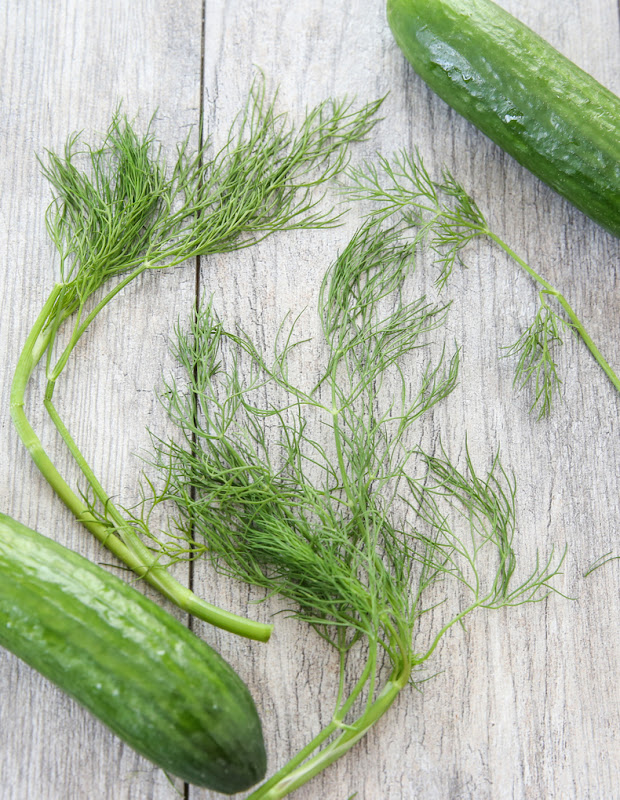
[141, 216, 565, 798]
[12, 76, 383, 640]
[343, 149, 620, 418]
[584, 551, 620, 578]
[503, 301, 569, 419]
[344, 149, 487, 289]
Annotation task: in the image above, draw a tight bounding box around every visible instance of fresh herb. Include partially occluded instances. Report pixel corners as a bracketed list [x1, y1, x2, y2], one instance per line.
[583, 551, 620, 578]
[503, 302, 568, 418]
[344, 150, 620, 418]
[142, 216, 565, 798]
[10, 78, 382, 641]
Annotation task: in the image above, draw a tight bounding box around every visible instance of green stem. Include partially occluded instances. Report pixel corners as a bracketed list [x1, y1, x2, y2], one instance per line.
[249, 659, 410, 800]
[486, 230, 620, 395]
[415, 594, 491, 668]
[10, 284, 272, 642]
[248, 652, 377, 800]
[46, 264, 149, 382]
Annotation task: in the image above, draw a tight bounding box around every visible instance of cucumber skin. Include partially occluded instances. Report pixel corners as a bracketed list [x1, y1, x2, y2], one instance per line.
[0, 513, 266, 793]
[387, 0, 620, 237]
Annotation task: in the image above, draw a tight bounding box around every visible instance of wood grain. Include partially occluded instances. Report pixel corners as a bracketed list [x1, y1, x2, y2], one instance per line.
[1, 1, 618, 798]
[0, 1, 202, 798]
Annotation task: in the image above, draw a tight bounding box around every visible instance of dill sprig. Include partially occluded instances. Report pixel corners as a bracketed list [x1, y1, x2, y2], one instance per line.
[343, 149, 620, 418]
[345, 150, 487, 288]
[503, 299, 569, 419]
[10, 77, 382, 641]
[584, 551, 620, 578]
[143, 218, 565, 798]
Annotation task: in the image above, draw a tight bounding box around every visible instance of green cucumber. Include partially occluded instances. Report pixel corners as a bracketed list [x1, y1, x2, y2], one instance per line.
[387, 0, 620, 237]
[0, 512, 266, 793]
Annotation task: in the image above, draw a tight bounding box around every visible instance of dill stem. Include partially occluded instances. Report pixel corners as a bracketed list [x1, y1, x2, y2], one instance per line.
[10, 284, 272, 642]
[330, 383, 353, 506]
[248, 660, 410, 800]
[485, 229, 620, 395]
[414, 593, 492, 668]
[248, 658, 374, 799]
[46, 263, 150, 382]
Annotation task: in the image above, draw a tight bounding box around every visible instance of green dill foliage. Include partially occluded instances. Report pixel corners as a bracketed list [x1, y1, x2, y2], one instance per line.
[145, 217, 564, 799]
[11, 78, 382, 641]
[345, 150, 487, 289]
[503, 300, 569, 419]
[344, 150, 620, 418]
[583, 551, 620, 578]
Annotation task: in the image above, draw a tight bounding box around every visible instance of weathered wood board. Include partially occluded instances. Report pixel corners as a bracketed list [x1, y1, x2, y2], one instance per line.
[0, 1, 618, 798]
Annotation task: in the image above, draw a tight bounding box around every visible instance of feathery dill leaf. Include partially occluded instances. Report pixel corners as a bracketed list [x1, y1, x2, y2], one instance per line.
[11, 77, 382, 641]
[141, 216, 565, 798]
[503, 301, 569, 419]
[583, 551, 620, 578]
[343, 150, 620, 418]
[344, 149, 487, 289]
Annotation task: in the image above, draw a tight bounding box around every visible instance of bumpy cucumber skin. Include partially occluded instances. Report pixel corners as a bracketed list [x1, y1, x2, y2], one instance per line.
[0, 513, 266, 793]
[387, 0, 620, 237]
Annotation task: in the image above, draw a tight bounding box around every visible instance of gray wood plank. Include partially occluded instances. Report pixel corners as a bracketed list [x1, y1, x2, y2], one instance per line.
[0, 0, 618, 798]
[192, 1, 620, 799]
[0, 1, 202, 798]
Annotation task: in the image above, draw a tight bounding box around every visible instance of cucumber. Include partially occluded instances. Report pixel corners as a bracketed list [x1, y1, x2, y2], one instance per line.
[0, 513, 266, 793]
[387, 0, 620, 237]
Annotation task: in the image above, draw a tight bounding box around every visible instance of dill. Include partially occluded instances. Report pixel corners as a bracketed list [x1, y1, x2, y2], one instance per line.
[10, 77, 382, 641]
[11, 90, 578, 795]
[503, 301, 568, 419]
[143, 217, 565, 798]
[344, 149, 620, 418]
[583, 551, 620, 578]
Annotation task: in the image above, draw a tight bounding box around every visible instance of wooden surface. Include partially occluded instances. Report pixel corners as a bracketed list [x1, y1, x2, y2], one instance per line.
[1, 1, 619, 798]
